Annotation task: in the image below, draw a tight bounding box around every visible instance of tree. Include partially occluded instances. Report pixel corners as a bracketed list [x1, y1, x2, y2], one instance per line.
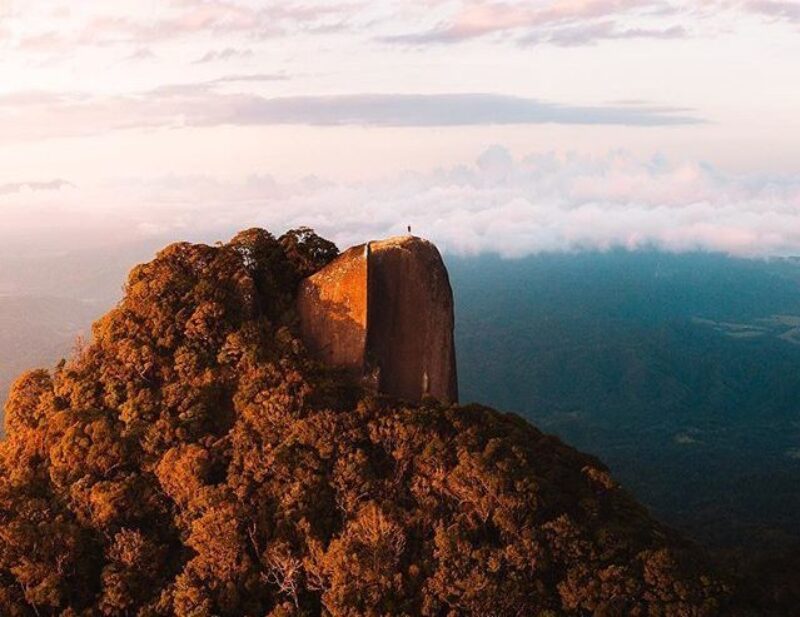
[0, 228, 734, 616]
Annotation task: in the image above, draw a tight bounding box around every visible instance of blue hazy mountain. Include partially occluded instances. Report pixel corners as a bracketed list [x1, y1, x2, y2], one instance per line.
[449, 249, 800, 553]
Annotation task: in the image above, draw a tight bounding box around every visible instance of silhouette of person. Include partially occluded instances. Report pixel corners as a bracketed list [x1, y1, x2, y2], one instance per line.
[407, 225, 411, 234]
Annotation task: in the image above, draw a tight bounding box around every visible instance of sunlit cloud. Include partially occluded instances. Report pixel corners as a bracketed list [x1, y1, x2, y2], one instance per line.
[3, 149, 799, 258]
[745, 0, 800, 22]
[0, 178, 73, 196]
[0, 89, 702, 143]
[383, 0, 693, 46]
[204, 72, 289, 84]
[520, 21, 687, 46]
[193, 47, 254, 63]
[0, 0, 797, 262]
[9, 1, 361, 53]
[123, 47, 156, 62]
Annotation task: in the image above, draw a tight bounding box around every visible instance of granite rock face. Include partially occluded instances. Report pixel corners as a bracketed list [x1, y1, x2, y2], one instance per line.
[297, 236, 458, 403]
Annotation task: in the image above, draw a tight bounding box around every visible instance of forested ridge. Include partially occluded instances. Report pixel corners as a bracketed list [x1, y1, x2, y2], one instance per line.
[0, 229, 736, 615]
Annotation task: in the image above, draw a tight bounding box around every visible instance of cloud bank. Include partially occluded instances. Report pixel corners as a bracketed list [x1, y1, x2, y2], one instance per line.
[12, 1, 358, 52]
[746, 0, 800, 22]
[0, 90, 701, 143]
[3, 148, 798, 258]
[383, 0, 696, 46]
[4, 1, 793, 58]
[0, 179, 73, 196]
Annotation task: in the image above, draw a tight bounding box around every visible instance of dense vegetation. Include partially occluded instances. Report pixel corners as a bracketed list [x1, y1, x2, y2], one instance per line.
[0, 229, 730, 616]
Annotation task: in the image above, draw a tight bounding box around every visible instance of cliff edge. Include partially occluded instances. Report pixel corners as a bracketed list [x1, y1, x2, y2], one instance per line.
[297, 235, 458, 403]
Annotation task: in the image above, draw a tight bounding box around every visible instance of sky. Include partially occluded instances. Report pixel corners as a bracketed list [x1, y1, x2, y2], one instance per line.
[0, 0, 799, 258]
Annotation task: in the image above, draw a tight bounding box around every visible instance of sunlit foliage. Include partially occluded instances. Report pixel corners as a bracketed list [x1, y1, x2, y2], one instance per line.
[0, 228, 730, 615]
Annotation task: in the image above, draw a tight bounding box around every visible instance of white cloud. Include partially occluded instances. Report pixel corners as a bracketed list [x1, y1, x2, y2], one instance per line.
[3, 148, 799, 258]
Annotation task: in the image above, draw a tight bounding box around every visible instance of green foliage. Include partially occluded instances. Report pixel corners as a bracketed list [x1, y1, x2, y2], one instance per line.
[0, 230, 730, 615]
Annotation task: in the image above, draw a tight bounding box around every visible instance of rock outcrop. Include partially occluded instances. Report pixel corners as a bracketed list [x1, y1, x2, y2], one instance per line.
[297, 235, 458, 403]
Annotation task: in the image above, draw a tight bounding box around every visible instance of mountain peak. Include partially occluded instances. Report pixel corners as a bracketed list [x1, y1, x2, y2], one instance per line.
[298, 235, 458, 404]
[0, 228, 731, 615]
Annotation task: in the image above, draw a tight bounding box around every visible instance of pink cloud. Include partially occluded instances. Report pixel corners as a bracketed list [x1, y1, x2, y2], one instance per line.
[193, 47, 254, 64]
[384, 0, 686, 45]
[746, 0, 800, 22]
[0, 88, 701, 143]
[2, 148, 799, 258]
[15, 1, 360, 53]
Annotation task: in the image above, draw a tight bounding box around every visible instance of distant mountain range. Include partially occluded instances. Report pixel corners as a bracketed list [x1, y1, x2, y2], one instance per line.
[449, 250, 800, 556]
[0, 295, 100, 420]
[0, 240, 157, 413]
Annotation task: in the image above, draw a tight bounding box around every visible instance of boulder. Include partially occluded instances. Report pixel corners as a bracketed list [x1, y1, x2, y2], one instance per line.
[297, 236, 458, 403]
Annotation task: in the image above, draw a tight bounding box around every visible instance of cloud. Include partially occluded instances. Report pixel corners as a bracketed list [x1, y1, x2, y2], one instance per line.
[4, 148, 799, 259]
[193, 47, 253, 63]
[0, 89, 702, 142]
[0, 179, 73, 196]
[0, 91, 75, 107]
[218, 93, 702, 127]
[521, 21, 687, 46]
[205, 73, 289, 84]
[6, 0, 795, 62]
[16, 1, 361, 52]
[124, 47, 156, 61]
[383, 0, 691, 46]
[746, 0, 800, 22]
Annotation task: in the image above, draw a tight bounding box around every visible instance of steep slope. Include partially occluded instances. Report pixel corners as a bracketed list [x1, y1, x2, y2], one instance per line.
[298, 235, 458, 403]
[0, 229, 729, 616]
